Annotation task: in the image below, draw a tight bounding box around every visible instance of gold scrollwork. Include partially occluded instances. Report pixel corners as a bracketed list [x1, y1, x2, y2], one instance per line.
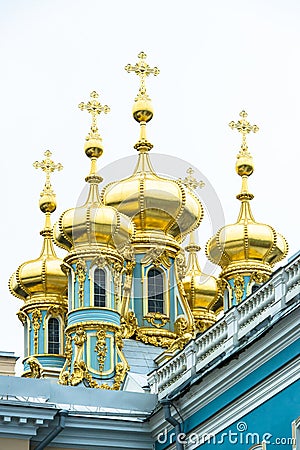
[31, 309, 42, 354]
[144, 312, 169, 328]
[75, 259, 87, 306]
[175, 250, 187, 280]
[23, 357, 44, 379]
[135, 328, 175, 348]
[67, 360, 128, 390]
[250, 271, 269, 285]
[120, 310, 138, 338]
[73, 326, 87, 363]
[17, 310, 28, 326]
[141, 245, 171, 268]
[234, 275, 245, 303]
[95, 326, 107, 373]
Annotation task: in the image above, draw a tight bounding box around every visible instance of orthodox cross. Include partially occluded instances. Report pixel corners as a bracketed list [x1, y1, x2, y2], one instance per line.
[78, 91, 110, 136]
[229, 110, 259, 151]
[125, 51, 160, 98]
[181, 167, 205, 190]
[33, 150, 63, 193]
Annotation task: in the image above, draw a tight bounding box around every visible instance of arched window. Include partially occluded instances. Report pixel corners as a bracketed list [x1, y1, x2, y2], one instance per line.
[148, 268, 164, 314]
[94, 268, 106, 307]
[48, 318, 60, 354]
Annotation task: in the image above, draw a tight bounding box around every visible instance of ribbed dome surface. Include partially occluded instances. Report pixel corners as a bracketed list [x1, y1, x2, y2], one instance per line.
[9, 232, 67, 301]
[101, 152, 203, 243]
[206, 192, 288, 274]
[53, 183, 134, 251]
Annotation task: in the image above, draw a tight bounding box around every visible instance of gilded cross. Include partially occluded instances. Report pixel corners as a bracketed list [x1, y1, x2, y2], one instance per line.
[78, 91, 110, 136]
[229, 110, 259, 151]
[33, 150, 63, 192]
[125, 52, 160, 98]
[181, 167, 205, 190]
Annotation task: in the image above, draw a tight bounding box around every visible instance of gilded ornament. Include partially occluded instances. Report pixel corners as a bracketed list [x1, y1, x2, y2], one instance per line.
[120, 311, 138, 338]
[175, 250, 187, 281]
[31, 309, 42, 354]
[135, 328, 175, 348]
[141, 245, 171, 268]
[73, 326, 87, 364]
[75, 260, 87, 306]
[24, 357, 43, 379]
[180, 167, 205, 190]
[234, 275, 245, 303]
[17, 310, 27, 325]
[229, 110, 259, 152]
[250, 271, 270, 285]
[78, 90, 110, 157]
[95, 326, 107, 373]
[65, 333, 73, 368]
[144, 312, 169, 328]
[33, 150, 63, 213]
[125, 51, 159, 103]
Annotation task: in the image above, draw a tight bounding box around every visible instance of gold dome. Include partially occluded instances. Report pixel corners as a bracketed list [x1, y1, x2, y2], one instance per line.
[101, 153, 203, 245]
[182, 232, 219, 332]
[10, 225, 67, 302]
[54, 91, 134, 253]
[10, 151, 67, 302]
[102, 53, 203, 247]
[53, 183, 134, 252]
[206, 111, 288, 279]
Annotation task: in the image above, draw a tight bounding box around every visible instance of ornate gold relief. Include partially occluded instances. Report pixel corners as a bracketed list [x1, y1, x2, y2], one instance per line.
[43, 304, 66, 329]
[112, 260, 123, 308]
[144, 312, 169, 328]
[65, 333, 73, 368]
[250, 271, 269, 285]
[234, 275, 245, 303]
[120, 310, 138, 338]
[95, 326, 107, 373]
[175, 250, 187, 280]
[141, 245, 171, 268]
[17, 310, 28, 326]
[73, 326, 87, 363]
[168, 316, 193, 352]
[22, 357, 43, 379]
[67, 359, 128, 390]
[31, 309, 42, 354]
[75, 259, 87, 306]
[135, 328, 175, 348]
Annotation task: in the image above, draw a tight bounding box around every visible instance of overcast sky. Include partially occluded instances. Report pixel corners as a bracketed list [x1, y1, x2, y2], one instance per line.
[1, 0, 299, 369]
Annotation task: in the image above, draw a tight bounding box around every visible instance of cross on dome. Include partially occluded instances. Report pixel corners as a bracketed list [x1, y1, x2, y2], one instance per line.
[125, 51, 160, 99]
[181, 167, 205, 190]
[33, 150, 63, 194]
[229, 110, 259, 151]
[78, 91, 110, 137]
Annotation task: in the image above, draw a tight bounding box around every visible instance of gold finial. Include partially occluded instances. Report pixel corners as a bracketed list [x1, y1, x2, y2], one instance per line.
[125, 51, 160, 101]
[78, 91, 110, 158]
[181, 168, 205, 190]
[125, 52, 159, 150]
[229, 110, 259, 151]
[33, 150, 63, 217]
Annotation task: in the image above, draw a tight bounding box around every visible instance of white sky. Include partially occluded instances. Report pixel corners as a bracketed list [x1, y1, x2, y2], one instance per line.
[0, 0, 299, 369]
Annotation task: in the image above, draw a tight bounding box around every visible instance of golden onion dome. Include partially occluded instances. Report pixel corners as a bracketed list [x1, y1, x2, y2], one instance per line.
[101, 153, 203, 245]
[53, 183, 134, 252]
[9, 225, 68, 302]
[9, 151, 68, 302]
[206, 111, 288, 279]
[53, 91, 134, 253]
[102, 52, 203, 246]
[183, 232, 219, 311]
